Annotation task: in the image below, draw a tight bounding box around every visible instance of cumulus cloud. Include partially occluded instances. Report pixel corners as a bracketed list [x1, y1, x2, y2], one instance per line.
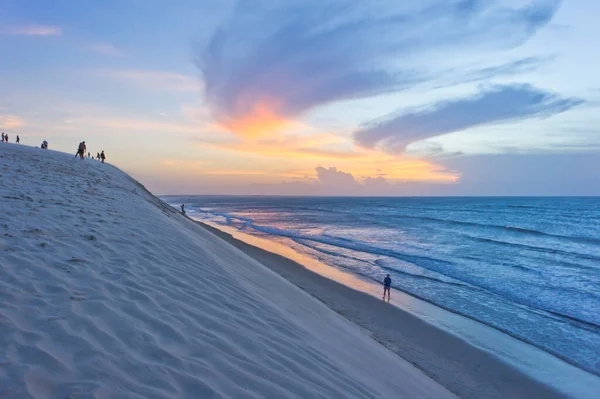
[363, 176, 393, 191]
[315, 166, 358, 187]
[354, 84, 584, 152]
[276, 166, 397, 195]
[196, 0, 562, 135]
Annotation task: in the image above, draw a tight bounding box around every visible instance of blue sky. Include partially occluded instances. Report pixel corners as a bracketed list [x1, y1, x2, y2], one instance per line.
[1, 0, 599, 195]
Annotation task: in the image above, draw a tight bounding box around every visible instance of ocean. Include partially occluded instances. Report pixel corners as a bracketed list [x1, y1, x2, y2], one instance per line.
[166, 196, 600, 376]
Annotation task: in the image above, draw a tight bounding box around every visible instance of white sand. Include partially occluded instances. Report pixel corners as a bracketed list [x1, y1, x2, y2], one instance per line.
[0, 143, 454, 398]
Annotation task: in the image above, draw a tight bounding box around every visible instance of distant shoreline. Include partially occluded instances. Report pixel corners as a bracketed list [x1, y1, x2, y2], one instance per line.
[191, 218, 569, 399]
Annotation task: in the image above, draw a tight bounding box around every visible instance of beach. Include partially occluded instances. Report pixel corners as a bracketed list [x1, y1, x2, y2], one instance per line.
[0, 144, 454, 398]
[165, 195, 600, 379]
[3, 143, 599, 398]
[4, 0, 599, 397]
[196, 221, 600, 399]
[161, 196, 600, 399]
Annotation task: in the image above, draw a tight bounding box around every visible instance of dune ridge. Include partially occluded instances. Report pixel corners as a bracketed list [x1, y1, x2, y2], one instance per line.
[0, 143, 453, 398]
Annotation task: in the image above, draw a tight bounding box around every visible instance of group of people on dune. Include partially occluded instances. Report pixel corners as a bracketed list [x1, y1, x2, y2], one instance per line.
[1, 134, 108, 165]
[75, 141, 106, 163]
[1, 132, 19, 144]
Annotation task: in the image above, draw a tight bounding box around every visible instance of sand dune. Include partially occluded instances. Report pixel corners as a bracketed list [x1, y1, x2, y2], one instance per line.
[0, 143, 454, 398]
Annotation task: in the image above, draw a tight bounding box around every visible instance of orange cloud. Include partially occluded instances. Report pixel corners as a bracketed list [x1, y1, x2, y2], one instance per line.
[205, 132, 359, 160]
[156, 156, 457, 187]
[202, 170, 272, 176]
[161, 159, 207, 168]
[196, 125, 458, 183]
[221, 101, 291, 139]
[154, 158, 291, 182]
[0, 115, 25, 129]
[2, 25, 61, 36]
[346, 158, 459, 183]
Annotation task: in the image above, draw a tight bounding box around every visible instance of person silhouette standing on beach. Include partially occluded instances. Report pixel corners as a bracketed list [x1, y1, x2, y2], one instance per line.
[383, 274, 392, 302]
[180, 204, 185, 214]
[1, 133, 4, 142]
[100, 150, 106, 163]
[16, 135, 20, 144]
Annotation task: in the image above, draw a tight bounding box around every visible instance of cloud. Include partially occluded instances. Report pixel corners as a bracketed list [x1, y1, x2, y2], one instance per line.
[354, 84, 584, 152]
[312, 166, 414, 193]
[315, 166, 357, 187]
[2, 25, 61, 36]
[197, 131, 459, 183]
[100, 70, 201, 92]
[0, 115, 25, 129]
[439, 56, 553, 87]
[364, 176, 393, 190]
[89, 43, 122, 56]
[218, 165, 455, 196]
[196, 0, 562, 136]
[49, 116, 201, 135]
[144, 153, 600, 196]
[201, 132, 366, 160]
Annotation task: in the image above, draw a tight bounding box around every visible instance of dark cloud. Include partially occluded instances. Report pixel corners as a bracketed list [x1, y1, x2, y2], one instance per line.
[196, 0, 562, 127]
[354, 84, 584, 152]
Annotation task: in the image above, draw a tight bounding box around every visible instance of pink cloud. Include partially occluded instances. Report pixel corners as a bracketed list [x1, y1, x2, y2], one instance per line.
[0, 115, 25, 129]
[56, 116, 200, 134]
[2, 25, 62, 36]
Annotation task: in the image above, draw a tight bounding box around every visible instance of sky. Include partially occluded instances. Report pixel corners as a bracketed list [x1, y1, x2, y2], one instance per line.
[1, 0, 599, 195]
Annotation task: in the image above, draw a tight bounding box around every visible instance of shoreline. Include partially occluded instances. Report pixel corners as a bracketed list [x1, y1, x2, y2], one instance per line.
[192, 218, 600, 399]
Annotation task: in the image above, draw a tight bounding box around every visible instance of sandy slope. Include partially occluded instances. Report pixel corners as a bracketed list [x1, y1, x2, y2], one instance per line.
[0, 143, 454, 398]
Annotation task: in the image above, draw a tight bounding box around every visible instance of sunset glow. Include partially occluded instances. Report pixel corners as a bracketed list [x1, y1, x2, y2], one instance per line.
[1, 0, 598, 195]
[219, 101, 292, 139]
